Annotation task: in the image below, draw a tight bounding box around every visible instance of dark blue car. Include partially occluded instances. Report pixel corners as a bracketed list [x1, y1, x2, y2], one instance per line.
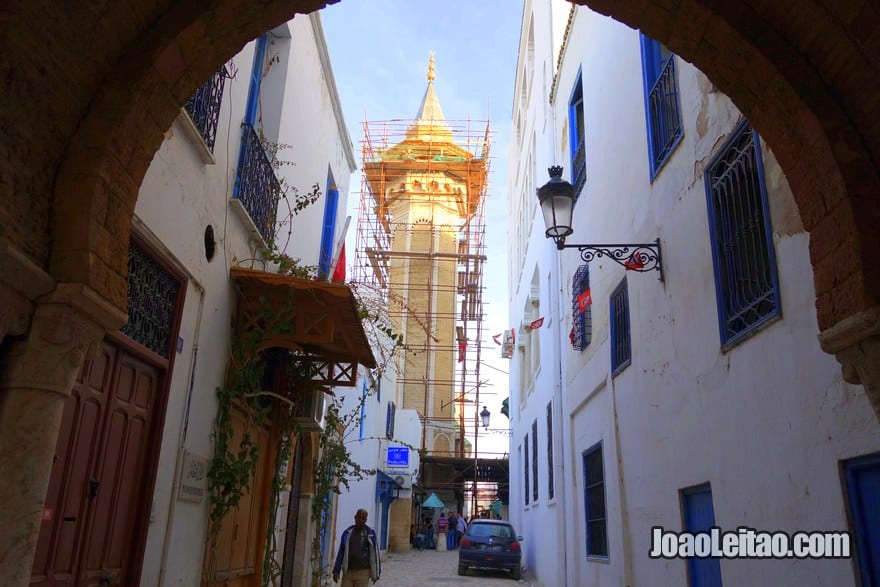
[457, 519, 522, 580]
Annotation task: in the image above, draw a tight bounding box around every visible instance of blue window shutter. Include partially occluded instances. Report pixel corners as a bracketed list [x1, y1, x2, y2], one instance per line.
[233, 35, 269, 202]
[319, 188, 339, 277]
[844, 453, 880, 586]
[681, 484, 722, 587]
[568, 69, 586, 197]
[640, 33, 682, 178]
[244, 35, 268, 127]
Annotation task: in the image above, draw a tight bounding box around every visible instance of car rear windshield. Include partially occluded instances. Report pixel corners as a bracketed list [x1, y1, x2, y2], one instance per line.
[468, 524, 514, 538]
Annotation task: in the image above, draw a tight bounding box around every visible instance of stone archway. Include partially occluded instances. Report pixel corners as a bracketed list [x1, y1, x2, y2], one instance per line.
[2, 0, 880, 583]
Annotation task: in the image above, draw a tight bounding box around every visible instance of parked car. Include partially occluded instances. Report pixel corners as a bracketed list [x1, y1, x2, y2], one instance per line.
[458, 519, 522, 580]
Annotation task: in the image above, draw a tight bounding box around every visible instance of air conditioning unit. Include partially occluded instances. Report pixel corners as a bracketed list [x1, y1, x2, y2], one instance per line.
[392, 474, 412, 489]
[291, 387, 326, 431]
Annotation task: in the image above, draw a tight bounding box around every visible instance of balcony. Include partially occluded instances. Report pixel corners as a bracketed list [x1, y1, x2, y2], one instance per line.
[183, 66, 227, 153]
[233, 123, 281, 244]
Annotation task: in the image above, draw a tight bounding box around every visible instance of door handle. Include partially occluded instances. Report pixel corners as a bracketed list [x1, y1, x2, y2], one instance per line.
[99, 571, 115, 585]
[89, 479, 100, 498]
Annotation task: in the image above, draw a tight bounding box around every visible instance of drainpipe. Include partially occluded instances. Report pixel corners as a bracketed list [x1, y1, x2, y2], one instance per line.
[157, 280, 206, 587]
[611, 376, 634, 586]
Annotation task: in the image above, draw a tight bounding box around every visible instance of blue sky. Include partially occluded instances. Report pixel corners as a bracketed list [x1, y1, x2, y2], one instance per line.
[321, 0, 523, 451]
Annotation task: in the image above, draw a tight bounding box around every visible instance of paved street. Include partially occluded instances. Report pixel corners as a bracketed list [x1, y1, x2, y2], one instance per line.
[373, 547, 543, 587]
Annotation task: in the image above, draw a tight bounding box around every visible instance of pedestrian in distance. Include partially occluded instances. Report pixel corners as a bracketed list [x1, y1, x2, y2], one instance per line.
[332, 509, 381, 586]
[455, 511, 467, 548]
[424, 515, 435, 549]
[446, 513, 457, 550]
[436, 512, 448, 552]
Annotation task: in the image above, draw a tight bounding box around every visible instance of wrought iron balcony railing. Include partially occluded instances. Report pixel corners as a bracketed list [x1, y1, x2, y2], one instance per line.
[234, 123, 281, 244]
[184, 66, 228, 152]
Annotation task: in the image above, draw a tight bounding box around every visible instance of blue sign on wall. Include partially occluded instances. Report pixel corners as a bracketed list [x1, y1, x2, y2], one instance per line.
[387, 446, 409, 467]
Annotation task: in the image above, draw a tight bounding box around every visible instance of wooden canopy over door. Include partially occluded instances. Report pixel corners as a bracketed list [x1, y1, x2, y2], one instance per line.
[203, 268, 377, 586]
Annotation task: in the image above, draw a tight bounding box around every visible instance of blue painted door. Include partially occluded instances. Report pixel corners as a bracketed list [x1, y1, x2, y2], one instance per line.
[845, 453, 880, 586]
[682, 484, 722, 587]
[380, 499, 390, 550]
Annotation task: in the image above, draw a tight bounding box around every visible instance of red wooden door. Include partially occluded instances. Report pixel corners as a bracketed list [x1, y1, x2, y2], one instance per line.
[31, 342, 161, 586]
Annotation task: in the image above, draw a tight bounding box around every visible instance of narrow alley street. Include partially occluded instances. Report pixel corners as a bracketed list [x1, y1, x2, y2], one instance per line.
[375, 548, 542, 587]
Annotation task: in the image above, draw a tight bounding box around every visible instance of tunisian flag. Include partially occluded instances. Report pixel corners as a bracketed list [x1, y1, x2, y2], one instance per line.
[331, 243, 346, 282]
[528, 317, 545, 330]
[576, 289, 592, 312]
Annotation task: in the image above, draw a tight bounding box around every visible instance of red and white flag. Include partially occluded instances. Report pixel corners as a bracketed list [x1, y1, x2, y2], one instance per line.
[457, 341, 467, 362]
[492, 332, 503, 346]
[576, 289, 592, 313]
[331, 243, 346, 282]
[624, 254, 645, 271]
[528, 317, 545, 330]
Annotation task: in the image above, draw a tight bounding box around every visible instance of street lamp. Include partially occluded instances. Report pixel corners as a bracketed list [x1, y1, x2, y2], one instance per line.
[480, 406, 490, 429]
[536, 166, 664, 281]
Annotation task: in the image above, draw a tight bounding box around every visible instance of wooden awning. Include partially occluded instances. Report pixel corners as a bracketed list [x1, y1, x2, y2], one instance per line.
[231, 267, 376, 387]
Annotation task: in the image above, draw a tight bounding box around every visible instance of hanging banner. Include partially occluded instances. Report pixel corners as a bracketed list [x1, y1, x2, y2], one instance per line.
[576, 289, 592, 312]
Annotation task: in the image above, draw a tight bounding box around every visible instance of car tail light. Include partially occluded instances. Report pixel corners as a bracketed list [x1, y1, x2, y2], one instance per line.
[510, 540, 521, 552]
[460, 537, 471, 548]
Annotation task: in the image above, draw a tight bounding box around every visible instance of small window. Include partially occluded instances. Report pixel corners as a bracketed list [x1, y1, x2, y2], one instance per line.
[571, 264, 593, 351]
[640, 34, 683, 178]
[524, 435, 530, 506]
[568, 70, 586, 197]
[385, 402, 396, 439]
[610, 278, 631, 376]
[705, 121, 781, 347]
[583, 443, 607, 557]
[532, 420, 539, 503]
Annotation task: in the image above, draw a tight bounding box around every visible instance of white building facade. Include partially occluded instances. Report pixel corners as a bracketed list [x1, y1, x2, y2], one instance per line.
[29, 12, 370, 587]
[507, 3, 880, 587]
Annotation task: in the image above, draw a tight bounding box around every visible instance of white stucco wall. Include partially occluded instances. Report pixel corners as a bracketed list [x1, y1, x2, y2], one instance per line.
[505, 1, 572, 585]
[131, 13, 359, 584]
[509, 4, 880, 587]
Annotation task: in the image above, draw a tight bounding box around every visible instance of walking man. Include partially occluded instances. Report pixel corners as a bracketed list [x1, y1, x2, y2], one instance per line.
[332, 509, 381, 586]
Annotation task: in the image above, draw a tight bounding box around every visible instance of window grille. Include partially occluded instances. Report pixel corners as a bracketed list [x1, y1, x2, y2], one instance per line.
[571, 264, 592, 351]
[705, 121, 780, 346]
[583, 444, 608, 557]
[524, 435, 530, 506]
[641, 35, 683, 177]
[610, 279, 631, 375]
[121, 241, 180, 357]
[532, 420, 538, 503]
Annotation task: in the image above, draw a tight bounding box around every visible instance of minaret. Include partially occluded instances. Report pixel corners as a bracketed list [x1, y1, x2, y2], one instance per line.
[358, 55, 489, 552]
[364, 54, 487, 455]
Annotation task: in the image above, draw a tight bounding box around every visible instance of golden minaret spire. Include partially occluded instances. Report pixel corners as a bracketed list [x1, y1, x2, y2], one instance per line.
[427, 51, 436, 83]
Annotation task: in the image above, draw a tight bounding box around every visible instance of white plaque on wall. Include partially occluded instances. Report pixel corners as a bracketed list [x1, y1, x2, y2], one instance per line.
[178, 450, 208, 504]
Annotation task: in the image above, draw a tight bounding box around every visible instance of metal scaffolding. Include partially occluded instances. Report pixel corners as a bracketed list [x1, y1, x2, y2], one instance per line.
[353, 116, 491, 464]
